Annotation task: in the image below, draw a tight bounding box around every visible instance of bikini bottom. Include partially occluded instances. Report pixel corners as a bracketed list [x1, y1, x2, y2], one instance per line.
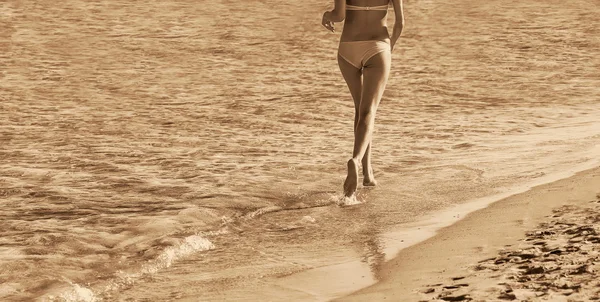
[338, 40, 391, 69]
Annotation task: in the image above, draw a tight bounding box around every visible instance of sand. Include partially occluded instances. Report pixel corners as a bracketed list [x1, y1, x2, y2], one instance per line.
[341, 167, 600, 301]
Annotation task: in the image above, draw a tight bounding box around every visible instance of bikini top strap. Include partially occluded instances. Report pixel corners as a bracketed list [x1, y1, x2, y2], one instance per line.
[346, 1, 390, 11]
[346, 4, 389, 11]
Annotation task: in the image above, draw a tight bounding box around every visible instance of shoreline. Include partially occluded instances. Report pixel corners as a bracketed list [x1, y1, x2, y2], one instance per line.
[337, 165, 600, 301]
[37, 161, 600, 301]
[217, 161, 600, 302]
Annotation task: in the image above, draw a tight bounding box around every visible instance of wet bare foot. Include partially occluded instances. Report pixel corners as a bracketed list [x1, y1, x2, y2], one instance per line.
[363, 178, 378, 187]
[344, 158, 359, 197]
[362, 166, 377, 186]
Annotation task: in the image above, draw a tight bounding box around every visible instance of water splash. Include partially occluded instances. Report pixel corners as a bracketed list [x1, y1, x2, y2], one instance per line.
[105, 235, 214, 291]
[337, 195, 362, 206]
[46, 281, 97, 302]
[141, 235, 214, 275]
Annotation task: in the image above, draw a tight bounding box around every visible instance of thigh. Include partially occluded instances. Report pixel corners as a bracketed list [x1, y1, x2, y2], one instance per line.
[360, 51, 391, 112]
[337, 54, 363, 107]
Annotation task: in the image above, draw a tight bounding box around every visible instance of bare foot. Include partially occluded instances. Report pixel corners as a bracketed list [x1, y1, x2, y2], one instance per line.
[344, 158, 359, 197]
[362, 166, 377, 186]
[363, 178, 378, 187]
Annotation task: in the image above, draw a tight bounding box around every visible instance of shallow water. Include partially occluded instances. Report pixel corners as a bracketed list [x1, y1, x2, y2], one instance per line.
[1, 0, 599, 301]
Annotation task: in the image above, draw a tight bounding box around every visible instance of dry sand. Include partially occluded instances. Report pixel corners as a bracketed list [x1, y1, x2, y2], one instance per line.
[341, 167, 600, 301]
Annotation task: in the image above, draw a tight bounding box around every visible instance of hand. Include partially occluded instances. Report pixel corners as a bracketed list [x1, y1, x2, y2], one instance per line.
[390, 20, 405, 51]
[322, 12, 335, 32]
[391, 37, 401, 51]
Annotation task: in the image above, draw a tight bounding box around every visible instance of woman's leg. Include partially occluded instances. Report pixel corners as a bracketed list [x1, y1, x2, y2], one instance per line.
[337, 55, 363, 197]
[361, 141, 376, 186]
[346, 51, 391, 197]
[338, 55, 379, 185]
[337, 54, 362, 124]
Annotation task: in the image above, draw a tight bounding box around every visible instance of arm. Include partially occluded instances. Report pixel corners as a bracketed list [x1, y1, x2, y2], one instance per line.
[322, 0, 346, 32]
[390, 0, 405, 50]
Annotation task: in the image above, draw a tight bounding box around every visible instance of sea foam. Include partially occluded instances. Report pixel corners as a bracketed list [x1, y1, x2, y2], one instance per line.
[46, 235, 214, 301]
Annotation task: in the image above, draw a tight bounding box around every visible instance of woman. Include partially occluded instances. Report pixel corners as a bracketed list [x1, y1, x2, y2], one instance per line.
[322, 0, 405, 197]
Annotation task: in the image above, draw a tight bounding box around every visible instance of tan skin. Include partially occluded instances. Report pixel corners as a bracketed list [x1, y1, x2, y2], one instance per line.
[322, 0, 405, 197]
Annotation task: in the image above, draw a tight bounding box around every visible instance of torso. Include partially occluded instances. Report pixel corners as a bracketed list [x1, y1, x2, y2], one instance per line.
[340, 0, 391, 42]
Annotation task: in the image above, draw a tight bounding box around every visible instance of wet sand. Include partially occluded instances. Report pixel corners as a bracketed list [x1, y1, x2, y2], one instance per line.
[341, 167, 600, 301]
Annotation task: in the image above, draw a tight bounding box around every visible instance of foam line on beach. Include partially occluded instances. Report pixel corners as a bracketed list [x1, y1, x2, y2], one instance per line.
[241, 194, 338, 220]
[45, 235, 214, 302]
[272, 156, 600, 301]
[43, 192, 338, 301]
[381, 155, 600, 261]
